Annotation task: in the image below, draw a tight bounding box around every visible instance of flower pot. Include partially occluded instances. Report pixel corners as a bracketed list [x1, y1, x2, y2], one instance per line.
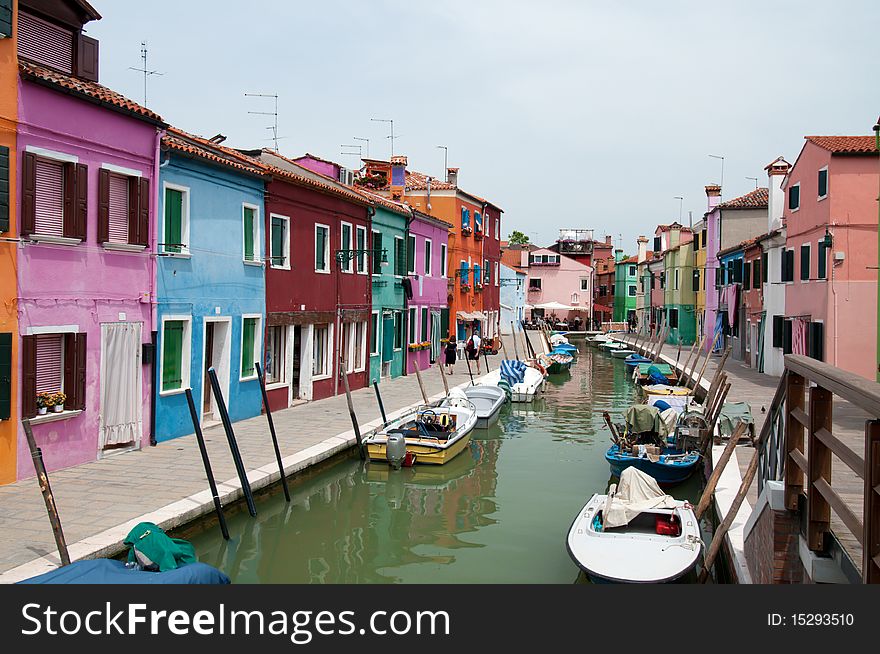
[54, 404, 64, 413]
[38, 407, 47, 415]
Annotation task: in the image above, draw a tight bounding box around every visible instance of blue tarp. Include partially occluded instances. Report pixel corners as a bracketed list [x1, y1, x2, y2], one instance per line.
[18, 559, 230, 585]
[500, 359, 527, 386]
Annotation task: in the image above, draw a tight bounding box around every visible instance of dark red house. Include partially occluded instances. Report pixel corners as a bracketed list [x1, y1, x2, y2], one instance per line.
[481, 202, 502, 343]
[241, 149, 373, 409]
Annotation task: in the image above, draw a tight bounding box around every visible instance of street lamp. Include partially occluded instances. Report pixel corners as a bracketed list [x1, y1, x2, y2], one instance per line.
[335, 248, 388, 266]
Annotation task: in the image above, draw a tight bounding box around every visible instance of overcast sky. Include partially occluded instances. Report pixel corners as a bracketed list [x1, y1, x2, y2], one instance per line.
[89, 0, 880, 252]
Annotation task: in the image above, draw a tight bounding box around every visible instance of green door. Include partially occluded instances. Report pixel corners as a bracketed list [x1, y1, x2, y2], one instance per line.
[382, 314, 394, 363]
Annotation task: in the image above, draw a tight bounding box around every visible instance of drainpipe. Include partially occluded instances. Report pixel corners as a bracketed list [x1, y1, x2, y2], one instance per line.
[149, 130, 167, 446]
[874, 119, 880, 381]
[403, 207, 413, 377]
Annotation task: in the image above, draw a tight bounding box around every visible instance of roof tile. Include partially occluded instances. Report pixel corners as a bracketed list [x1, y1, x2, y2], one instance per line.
[716, 187, 769, 210]
[805, 135, 878, 154]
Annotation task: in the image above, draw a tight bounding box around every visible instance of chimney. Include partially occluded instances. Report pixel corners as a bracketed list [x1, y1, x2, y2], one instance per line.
[705, 184, 721, 211]
[765, 156, 791, 232]
[605, 234, 612, 245]
[614, 248, 624, 263]
[446, 167, 459, 186]
[637, 236, 648, 263]
[390, 155, 407, 200]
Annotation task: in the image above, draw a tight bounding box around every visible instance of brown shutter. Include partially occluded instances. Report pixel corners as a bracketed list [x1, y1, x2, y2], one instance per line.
[22, 335, 37, 418]
[137, 177, 150, 246]
[62, 162, 76, 237]
[63, 332, 76, 409]
[74, 333, 86, 410]
[76, 34, 99, 82]
[21, 151, 37, 236]
[127, 176, 139, 245]
[73, 163, 87, 240]
[97, 167, 110, 243]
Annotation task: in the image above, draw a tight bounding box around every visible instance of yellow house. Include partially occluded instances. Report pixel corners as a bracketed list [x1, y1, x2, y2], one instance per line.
[692, 218, 707, 343]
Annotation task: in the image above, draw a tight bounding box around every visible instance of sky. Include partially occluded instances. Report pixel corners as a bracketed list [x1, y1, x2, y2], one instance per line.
[88, 0, 880, 253]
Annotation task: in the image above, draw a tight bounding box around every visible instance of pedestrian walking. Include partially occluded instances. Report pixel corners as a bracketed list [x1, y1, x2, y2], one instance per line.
[444, 335, 457, 375]
[466, 331, 483, 374]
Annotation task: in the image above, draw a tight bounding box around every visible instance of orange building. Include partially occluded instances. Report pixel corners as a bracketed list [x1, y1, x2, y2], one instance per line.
[0, 0, 18, 484]
[361, 157, 503, 341]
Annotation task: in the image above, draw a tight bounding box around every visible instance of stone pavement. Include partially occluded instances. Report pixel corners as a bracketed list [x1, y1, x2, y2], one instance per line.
[0, 350, 497, 579]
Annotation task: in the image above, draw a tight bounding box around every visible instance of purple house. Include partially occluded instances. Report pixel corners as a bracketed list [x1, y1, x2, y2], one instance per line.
[407, 209, 452, 371]
[14, 2, 164, 478]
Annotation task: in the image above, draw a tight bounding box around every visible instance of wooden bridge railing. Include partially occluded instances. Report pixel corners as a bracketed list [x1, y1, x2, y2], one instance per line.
[759, 354, 880, 583]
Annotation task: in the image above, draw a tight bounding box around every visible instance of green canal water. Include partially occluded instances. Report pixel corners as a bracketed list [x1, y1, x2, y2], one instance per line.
[186, 341, 703, 583]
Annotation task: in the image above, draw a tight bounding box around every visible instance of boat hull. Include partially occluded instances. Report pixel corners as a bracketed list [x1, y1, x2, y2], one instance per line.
[605, 445, 700, 485]
[366, 431, 473, 465]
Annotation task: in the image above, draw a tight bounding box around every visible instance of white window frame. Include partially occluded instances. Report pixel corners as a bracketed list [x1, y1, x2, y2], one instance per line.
[789, 182, 801, 213]
[371, 229, 381, 277]
[393, 235, 405, 278]
[349, 320, 367, 373]
[817, 166, 828, 201]
[340, 221, 354, 274]
[269, 213, 291, 270]
[312, 323, 333, 380]
[495, 261, 499, 286]
[315, 223, 331, 274]
[441, 243, 448, 277]
[409, 306, 418, 345]
[495, 214, 500, 240]
[407, 233, 416, 275]
[239, 313, 262, 382]
[263, 324, 288, 388]
[370, 310, 380, 355]
[242, 203, 261, 265]
[356, 225, 368, 275]
[159, 314, 192, 396]
[424, 237, 432, 276]
[161, 182, 191, 257]
[580, 277, 589, 291]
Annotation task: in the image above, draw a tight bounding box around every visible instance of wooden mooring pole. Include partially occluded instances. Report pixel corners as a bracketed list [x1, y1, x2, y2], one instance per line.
[694, 423, 747, 521]
[22, 418, 70, 566]
[339, 352, 367, 461]
[373, 381, 388, 426]
[184, 389, 230, 539]
[255, 361, 291, 503]
[412, 360, 429, 403]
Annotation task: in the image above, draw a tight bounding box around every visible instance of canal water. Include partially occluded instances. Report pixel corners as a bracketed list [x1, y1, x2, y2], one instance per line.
[186, 340, 702, 583]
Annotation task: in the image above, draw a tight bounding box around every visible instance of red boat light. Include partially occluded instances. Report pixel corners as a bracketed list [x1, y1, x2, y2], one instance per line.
[655, 514, 681, 536]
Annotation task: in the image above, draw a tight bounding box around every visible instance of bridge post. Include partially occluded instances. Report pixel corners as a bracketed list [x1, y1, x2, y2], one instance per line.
[784, 372, 806, 510]
[865, 420, 880, 583]
[807, 386, 833, 551]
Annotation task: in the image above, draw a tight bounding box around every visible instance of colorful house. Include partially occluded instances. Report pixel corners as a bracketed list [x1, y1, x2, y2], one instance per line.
[0, 0, 19, 484]
[742, 237, 765, 368]
[662, 229, 696, 345]
[524, 247, 592, 323]
[499, 263, 526, 334]
[613, 251, 638, 324]
[760, 157, 792, 377]
[549, 230, 613, 268]
[593, 255, 615, 328]
[14, 0, 164, 478]
[692, 218, 707, 339]
[154, 129, 267, 440]
[780, 135, 879, 379]
[717, 243, 746, 360]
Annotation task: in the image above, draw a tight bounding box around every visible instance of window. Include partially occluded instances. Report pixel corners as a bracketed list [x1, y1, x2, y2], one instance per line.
[264, 325, 287, 384]
[0, 145, 8, 234]
[35, 334, 63, 396]
[581, 278, 589, 291]
[352, 321, 366, 371]
[394, 236, 406, 276]
[693, 232, 700, 251]
[762, 252, 769, 283]
[424, 238, 432, 275]
[818, 168, 828, 199]
[809, 322, 824, 361]
[460, 261, 469, 286]
[752, 258, 761, 288]
[788, 183, 800, 211]
[270, 214, 290, 269]
[161, 317, 191, 394]
[474, 211, 482, 233]
[370, 312, 379, 355]
[312, 324, 331, 378]
[599, 285, 607, 296]
[408, 307, 417, 344]
[243, 204, 259, 263]
[800, 244, 810, 281]
[628, 285, 636, 297]
[240, 315, 261, 380]
[407, 234, 416, 274]
[650, 274, 655, 290]
[692, 269, 700, 292]
[393, 312, 403, 349]
[0, 332, 9, 420]
[743, 262, 751, 290]
[34, 158, 64, 237]
[21, 151, 87, 242]
[355, 226, 367, 274]
[484, 258, 490, 284]
[783, 319, 793, 354]
[611, 284, 616, 295]
[674, 269, 679, 290]
[315, 224, 330, 272]
[629, 265, 636, 276]
[733, 259, 743, 283]
[17, 12, 74, 73]
[668, 308, 679, 329]
[495, 214, 500, 239]
[340, 222, 353, 273]
[421, 307, 429, 342]
[659, 273, 664, 290]
[772, 315, 784, 348]
[529, 278, 541, 290]
[21, 331, 86, 417]
[461, 206, 470, 231]
[162, 184, 189, 254]
[817, 240, 828, 280]
[441, 244, 448, 277]
[372, 230, 383, 275]
[653, 236, 661, 253]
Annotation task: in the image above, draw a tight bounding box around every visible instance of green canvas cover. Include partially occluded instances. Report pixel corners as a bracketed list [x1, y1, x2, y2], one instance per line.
[637, 363, 673, 375]
[124, 522, 197, 572]
[625, 404, 670, 438]
[718, 402, 754, 439]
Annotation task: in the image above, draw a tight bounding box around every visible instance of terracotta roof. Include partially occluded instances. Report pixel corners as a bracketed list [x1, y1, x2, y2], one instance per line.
[19, 61, 164, 125]
[353, 187, 412, 218]
[805, 136, 878, 154]
[295, 153, 341, 167]
[717, 235, 763, 258]
[249, 149, 372, 206]
[716, 187, 768, 210]
[163, 128, 267, 177]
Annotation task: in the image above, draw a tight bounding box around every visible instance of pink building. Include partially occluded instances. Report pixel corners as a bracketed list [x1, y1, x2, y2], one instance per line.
[781, 135, 879, 379]
[523, 247, 593, 323]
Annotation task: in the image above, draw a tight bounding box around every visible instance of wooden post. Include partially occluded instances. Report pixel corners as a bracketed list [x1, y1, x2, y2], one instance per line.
[692, 334, 723, 391]
[255, 362, 291, 503]
[695, 423, 747, 520]
[22, 418, 70, 566]
[652, 326, 668, 363]
[602, 411, 620, 443]
[184, 389, 231, 539]
[500, 335, 509, 360]
[373, 381, 389, 425]
[784, 371, 806, 510]
[437, 359, 449, 396]
[510, 322, 521, 360]
[864, 420, 880, 583]
[807, 385, 833, 551]
[412, 360, 429, 403]
[339, 352, 367, 461]
[677, 338, 701, 386]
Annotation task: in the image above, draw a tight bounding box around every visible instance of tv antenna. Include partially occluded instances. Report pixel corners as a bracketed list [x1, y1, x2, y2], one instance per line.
[708, 154, 725, 196]
[128, 41, 163, 106]
[437, 145, 448, 173]
[745, 176, 759, 189]
[353, 137, 370, 158]
[341, 144, 362, 158]
[370, 118, 394, 157]
[246, 92, 280, 152]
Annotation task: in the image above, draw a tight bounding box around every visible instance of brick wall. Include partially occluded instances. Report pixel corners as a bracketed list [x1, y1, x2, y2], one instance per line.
[744, 502, 805, 583]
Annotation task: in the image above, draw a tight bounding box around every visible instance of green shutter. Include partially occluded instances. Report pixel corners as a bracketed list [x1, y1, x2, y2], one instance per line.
[382, 314, 395, 361]
[0, 145, 9, 233]
[424, 240, 431, 275]
[370, 314, 378, 354]
[343, 224, 351, 253]
[162, 321, 184, 391]
[407, 235, 415, 273]
[0, 332, 11, 420]
[164, 188, 182, 253]
[395, 238, 406, 276]
[271, 217, 284, 266]
[243, 207, 255, 261]
[421, 308, 429, 342]
[316, 227, 326, 270]
[817, 242, 827, 280]
[0, 0, 10, 38]
[372, 231, 382, 274]
[241, 318, 256, 378]
[356, 227, 365, 271]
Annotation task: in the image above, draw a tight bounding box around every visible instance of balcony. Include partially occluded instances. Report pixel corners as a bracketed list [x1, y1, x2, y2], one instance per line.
[529, 260, 560, 267]
[527, 286, 542, 294]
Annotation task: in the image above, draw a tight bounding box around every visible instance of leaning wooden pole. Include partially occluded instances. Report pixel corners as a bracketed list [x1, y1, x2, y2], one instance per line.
[695, 423, 747, 520]
[691, 332, 722, 391]
[255, 362, 291, 503]
[677, 338, 701, 385]
[184, 389, 231, 539]
[22, 418, 70, 566]
[436, 359, 449, 395]
[510, 322, 521, 360]
[412, 360, 429, 403]
[339, 352, 366, 461]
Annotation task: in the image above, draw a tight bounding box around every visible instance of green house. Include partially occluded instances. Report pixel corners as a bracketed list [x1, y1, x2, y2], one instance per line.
[613, 252, 638, 323]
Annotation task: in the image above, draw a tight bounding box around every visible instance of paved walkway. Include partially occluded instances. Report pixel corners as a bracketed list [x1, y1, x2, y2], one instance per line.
[0, 352, 495, 579]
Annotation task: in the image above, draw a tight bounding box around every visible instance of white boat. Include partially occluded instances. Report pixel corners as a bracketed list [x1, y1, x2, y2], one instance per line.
[586, 335, 609, 347]
[599, 341, 628, 351]
[610, 348, 636, 359]
[482, 365, 545, 402]
[566, 467, 702, 583]
[442, 386, 506, 428]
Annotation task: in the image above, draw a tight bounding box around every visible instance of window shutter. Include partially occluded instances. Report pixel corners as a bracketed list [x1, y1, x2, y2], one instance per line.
[0, 145, 9, 232]
[97, 168, 110, 243]
[164, 188, 182, 253]
[76, 33, 99, 82]
[372, 231, 382, 274]
[818, 169, 828, 197]
[0, 332, 11, 420]
[63, 332, 76, 406]
[800, 244, 810, 280]
[809, 322, 824, 361]
[62, 162, 76, 237]
[74, 333, 86, 410]
[21, 335, 37, 418]
[783, 320, 793, 355]
[21, 151, 36, 236]
[753, 259, 761, 288]
[136, 177, 149, 246]
[762, 252, 768, 283]
[817, 242, 827, 280]
[772, 315, 783, 348]
[241, 319, 256, 377]
[0, 0, 11, 38]
[17, 12, 74, 73]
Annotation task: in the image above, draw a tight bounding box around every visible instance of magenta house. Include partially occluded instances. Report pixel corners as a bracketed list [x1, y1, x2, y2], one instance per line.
[407, 208, 452, 371]
[14, 4, 164, 478]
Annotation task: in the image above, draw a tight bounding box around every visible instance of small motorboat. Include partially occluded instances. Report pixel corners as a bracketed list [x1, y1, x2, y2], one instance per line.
[550, 341, 578, 356]
[610, 348, 636, 359]
[542, 351, 574, 374]
[364, 394, 477, 466]
[442, 386, 506, 429]
[19, 559, 230, 584]
[633, 363, 678, 385]
[483, 361, 545, 402]
[605, 444, 700, 485]
[624, 354, 652, 367]
[599, 341, 628, 351]
[640, 384, 694, 415]
[566, 468, 702, 583]
[586, 335, 609, 347]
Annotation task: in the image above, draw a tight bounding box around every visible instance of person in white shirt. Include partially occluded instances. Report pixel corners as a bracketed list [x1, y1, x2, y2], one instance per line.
[466, 331, 483, 374]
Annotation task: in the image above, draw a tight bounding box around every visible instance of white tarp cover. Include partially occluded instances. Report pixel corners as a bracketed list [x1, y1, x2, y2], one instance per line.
[603, 467, 677, 529]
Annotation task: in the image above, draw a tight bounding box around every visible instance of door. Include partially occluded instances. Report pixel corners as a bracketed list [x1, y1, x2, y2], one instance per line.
[381, 314, 394, 377]
[202, 319, 230, 424]
[203, 322, 215, 416]
[99, 322, 142, 450]
[292, 326, 302, 399]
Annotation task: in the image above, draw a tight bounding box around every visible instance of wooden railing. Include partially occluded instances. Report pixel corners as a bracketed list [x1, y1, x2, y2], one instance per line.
[758, 354, 880, 583]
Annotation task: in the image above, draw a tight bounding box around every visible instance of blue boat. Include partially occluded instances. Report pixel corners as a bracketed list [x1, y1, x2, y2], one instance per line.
[604, 444, 700, 485]
[552, 343, 578, 356]
[624, 354, 651, 367]
[18, 559, 230, 584]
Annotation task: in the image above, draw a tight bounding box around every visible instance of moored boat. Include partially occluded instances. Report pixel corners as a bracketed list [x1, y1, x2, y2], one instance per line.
[483, 362, 545, 402]
[624, 353, 652, 367]
[604, 444, 700, 485]
[610, 348, 636, 359]
[441, 386, 507, 429]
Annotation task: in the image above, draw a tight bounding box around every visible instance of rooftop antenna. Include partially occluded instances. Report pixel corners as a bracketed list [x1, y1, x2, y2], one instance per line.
[341, 144, 362, 158]
[370, 118, 394, 157]
[674, 196, 683, 223]
[437, 145, 448, 175]
[745, 176, 759, 189]
[708, 154, 725, 197]
[128, 41, 163, 106]
[353, 137, 370, 158]
[246, 92, 280, 152]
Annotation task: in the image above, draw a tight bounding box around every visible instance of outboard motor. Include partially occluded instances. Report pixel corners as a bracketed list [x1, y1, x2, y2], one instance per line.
[386, 433, 407, 470]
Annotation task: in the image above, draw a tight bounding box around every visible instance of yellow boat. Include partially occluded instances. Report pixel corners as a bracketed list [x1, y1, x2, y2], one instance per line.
[363, 392, 478, 466]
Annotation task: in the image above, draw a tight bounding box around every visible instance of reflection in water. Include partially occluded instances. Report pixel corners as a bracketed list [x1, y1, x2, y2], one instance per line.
[189, 342, 696, 583]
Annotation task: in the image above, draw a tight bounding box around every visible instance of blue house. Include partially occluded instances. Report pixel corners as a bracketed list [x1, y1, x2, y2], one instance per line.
[155, 129, 267, 441]
[500, 263, 526, 333]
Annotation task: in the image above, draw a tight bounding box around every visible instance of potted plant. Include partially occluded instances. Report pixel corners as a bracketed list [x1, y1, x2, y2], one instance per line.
[52, 392, 67, 412]
[36, 392, 51, 415]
